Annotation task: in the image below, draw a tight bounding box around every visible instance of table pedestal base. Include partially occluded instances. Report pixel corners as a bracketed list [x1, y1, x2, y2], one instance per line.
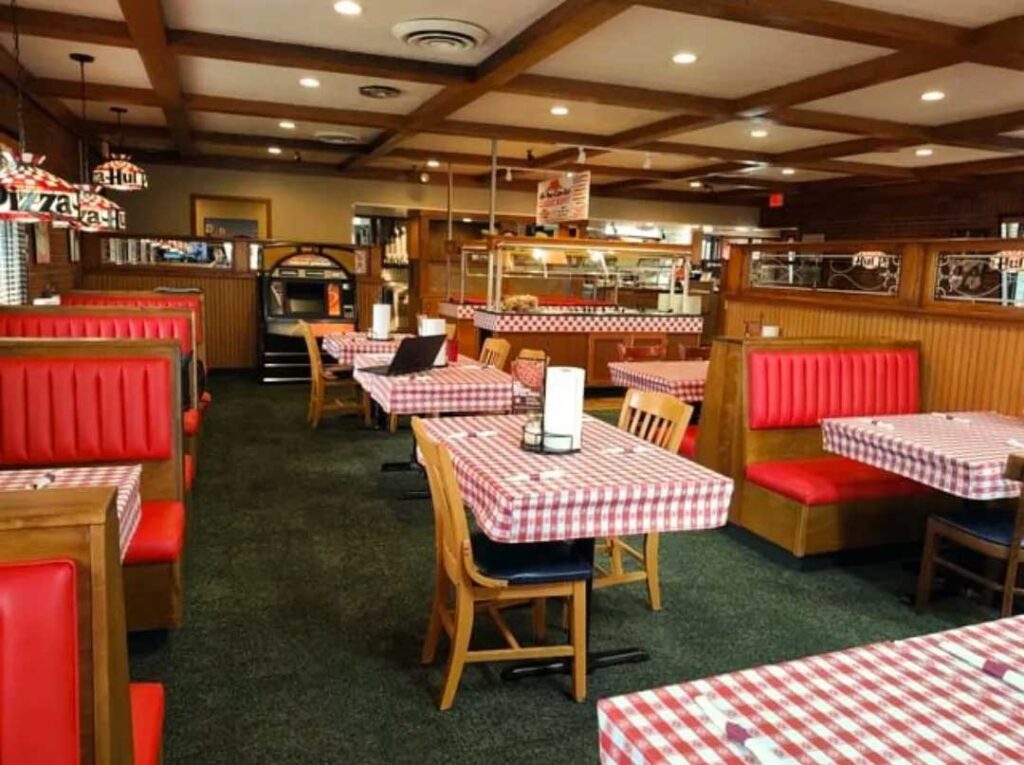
[501, 647, 649, 682]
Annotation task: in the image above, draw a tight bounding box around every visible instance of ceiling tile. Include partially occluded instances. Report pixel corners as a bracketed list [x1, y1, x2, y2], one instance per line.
[664, 121, 855, 152]
[195, 142, 355, 165]
[190, 112, 380, 143]
[62, 100, 166, 125]
[803, 64, 1024, 126]
[19, 0, 123, 19]
[450, 93, 667, 135]
[0, 35, 150, 87]
[833, 0, 1024, 26]
[164, 0, 564, 66]
[179, 57, 442, 113]
[840, 144, 1017, 167]
[530, 6, 889, 98]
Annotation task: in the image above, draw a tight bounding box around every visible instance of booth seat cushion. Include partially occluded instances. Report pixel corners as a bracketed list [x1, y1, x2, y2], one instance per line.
[471, 533, 592, 585]
[184, 453, 195, 492]
[679, 425, 699, 459]
[124, 501, 185, 565]
[746, 456, 930, 506]
[183, 408, 201, 437]
[130, 683, 165, 765]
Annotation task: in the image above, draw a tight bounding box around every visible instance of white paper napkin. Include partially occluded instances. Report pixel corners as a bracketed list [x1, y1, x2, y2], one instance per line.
[694, 695, 797, 765]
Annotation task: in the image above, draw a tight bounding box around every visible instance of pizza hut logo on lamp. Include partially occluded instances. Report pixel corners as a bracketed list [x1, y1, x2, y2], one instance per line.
[0, 151, 80, 224]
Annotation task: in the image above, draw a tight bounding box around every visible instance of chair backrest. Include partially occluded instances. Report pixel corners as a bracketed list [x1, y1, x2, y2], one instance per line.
[1004, 453, 1024, 563]
[480, 338, 511, 370]
[617, 388, 692, 453]
[516, 348, 547, 361]
[0, 559, 80, 765]
[0, 338, 184, 501]
[0, 306, 198, 408]
[679, 344, 711, 360]
[299, 321, 325, 388]
[617, 342, 666, 361]
[0, 486, 134, 765]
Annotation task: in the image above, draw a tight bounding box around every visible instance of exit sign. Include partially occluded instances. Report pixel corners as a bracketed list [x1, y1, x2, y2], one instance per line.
[769, 192, 785, 208]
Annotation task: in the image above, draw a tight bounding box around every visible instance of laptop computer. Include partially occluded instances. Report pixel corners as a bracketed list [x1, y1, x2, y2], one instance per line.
[360, 335, 446, 377]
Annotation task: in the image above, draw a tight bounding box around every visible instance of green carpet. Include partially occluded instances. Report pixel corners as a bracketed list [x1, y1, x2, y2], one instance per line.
[129, 376, 995, 764]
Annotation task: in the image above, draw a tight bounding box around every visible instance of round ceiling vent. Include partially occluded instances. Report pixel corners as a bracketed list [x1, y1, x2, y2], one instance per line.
[392, 18, 489, 53]
[359, 84, 403, 99]
[314, 131, 361, 145]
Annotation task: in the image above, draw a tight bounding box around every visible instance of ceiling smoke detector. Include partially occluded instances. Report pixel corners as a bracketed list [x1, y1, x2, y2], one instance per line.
[315, 130, 361, 145]
[359, 84, 403, 99]
[392, 18, 489, 53]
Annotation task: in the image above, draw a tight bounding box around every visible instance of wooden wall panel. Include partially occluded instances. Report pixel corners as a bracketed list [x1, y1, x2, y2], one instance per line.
[81, 271, 258, 369]
[724, 297, 1024, 415]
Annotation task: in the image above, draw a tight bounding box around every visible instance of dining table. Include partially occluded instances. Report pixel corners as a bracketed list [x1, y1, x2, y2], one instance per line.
[321, 331, 411, 368]
[0, 464, 143, 560]
[821, 411, 1024, 500]
[598, 613, 1024, 764]
[608, 360, 709, 402]
[421, 412, 734, 677]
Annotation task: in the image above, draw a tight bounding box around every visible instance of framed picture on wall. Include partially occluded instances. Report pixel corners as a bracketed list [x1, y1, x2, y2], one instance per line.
[191, 194, 272, 239]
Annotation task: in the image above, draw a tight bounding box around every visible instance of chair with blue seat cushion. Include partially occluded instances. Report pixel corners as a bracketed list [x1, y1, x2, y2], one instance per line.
[411, 417, 589, 711]
[917, 452, 1024, 618]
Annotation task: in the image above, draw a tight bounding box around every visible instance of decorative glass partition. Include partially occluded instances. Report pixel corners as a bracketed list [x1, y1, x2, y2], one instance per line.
[934, 249, 1024, 308]
[749, 249, 901, 295]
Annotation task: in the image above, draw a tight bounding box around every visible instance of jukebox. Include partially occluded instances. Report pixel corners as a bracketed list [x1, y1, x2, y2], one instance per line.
[258, 244, 360, 382]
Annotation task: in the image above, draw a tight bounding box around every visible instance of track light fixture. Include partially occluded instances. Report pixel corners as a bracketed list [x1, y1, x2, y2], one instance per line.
[577, 146, 586, 165]
[505, 166, 512, 182]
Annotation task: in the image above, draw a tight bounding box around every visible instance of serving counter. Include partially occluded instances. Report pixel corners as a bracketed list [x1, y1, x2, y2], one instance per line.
[473, 308, 703, 386]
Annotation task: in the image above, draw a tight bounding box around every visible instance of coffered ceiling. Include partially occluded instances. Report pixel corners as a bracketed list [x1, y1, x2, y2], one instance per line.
[1, 0, 1023, 205]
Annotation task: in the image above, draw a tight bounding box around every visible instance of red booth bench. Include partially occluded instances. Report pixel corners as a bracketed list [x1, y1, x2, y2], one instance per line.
[698, 338, 943, 557]
[0, 486, 165, 764]
[0, 338, 187, 630]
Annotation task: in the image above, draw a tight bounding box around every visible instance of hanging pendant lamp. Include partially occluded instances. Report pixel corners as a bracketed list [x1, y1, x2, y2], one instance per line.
[92, 107, 148, 191]
[0, 0, 79, 224]
[68, 52, 125, 231]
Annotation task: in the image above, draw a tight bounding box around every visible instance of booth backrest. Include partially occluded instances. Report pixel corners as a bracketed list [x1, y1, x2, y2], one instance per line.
[0, 559, 80, 765]
[64, 291, 205, 344]
[0, 339, 183, 501]
[747, 348, 920, 430]
[0, 309, 193, 355]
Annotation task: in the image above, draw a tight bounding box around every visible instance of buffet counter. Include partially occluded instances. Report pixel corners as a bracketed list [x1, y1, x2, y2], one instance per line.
[473, 308, 704, 386]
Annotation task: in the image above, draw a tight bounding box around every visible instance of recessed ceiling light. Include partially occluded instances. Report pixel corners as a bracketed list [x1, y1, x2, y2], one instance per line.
[426, 158, 440, 168]
[550, 105, 569, 117]
[462, 217, 472, 223]
[299, 77, 321, 88]
[268, 146, 282, 155]
[915, 147, 934, 157]
[672, 52, 698, 65]
[278, 120, 296, 130]
[334, 1, 362, 15]
[750, 128, 768, 138]
[689, 181, 703, 188]
[921, 90, 945, 102]
[359, 84, 403, 99]
[781, 168, 796, 175]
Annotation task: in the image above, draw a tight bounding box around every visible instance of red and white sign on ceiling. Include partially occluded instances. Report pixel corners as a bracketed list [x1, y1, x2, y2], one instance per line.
[536, 171, 590, 225]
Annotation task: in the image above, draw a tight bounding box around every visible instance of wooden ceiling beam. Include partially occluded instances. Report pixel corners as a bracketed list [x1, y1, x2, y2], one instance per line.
[117, 0, 195, 156]
[0, 7, 131, 47]
[185, 94, 402, 130]
[502, 74, 735, 115]
[34, 78, 163, 107]
[0, 47, 80, 137]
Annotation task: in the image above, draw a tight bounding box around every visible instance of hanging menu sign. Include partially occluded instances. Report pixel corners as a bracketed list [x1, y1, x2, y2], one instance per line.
[536, 171, 590, 225]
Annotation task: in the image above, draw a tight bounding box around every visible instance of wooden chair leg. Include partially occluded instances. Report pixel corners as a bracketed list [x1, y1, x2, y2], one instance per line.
[389, 413, 399, 433]
[311, 393, 323, 429]
[916, 522, 940, 612]
[362, 390, 372, 428]
[438, 589, 473, 711]
[531, 598, 547, 643]
[1002, 557, 1020, 618]
[421, 567, 447, 666]
[569, 582, 587, 703]
[644, 532, 662, 611]
[608, 536, 624, 577]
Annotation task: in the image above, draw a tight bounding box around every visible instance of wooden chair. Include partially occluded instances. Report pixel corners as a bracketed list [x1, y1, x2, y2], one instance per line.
[617, 341, 666, 361]
[917, 453, 1024, 618]
[299, 321, 356, 428]
[479, 338, 511, 370]
[412, 417, 589, 710]
[679, 344, 712, 360]
[595, 389, 693, 610]
[516, 348, 547, 361]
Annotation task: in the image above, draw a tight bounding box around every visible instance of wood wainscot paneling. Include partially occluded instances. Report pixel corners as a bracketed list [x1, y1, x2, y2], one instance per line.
[81, 268, 259, 369]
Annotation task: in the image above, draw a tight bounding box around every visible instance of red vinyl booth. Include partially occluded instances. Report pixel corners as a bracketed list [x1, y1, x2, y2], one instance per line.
[0, 340, 187, 630]
[0, 307, 201, 488]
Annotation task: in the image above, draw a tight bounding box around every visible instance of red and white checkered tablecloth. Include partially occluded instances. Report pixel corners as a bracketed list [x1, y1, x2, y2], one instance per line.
[473, 310, 703, 335]
[608, 361, 709, 402]
[0, 465, 142, 561]
[598, 615, 1024, 764]
[353, 354, 513, 416]
[822, 412, 1024, 500]
[421, 414, 733, 543]
[321, 332, 410, 367]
